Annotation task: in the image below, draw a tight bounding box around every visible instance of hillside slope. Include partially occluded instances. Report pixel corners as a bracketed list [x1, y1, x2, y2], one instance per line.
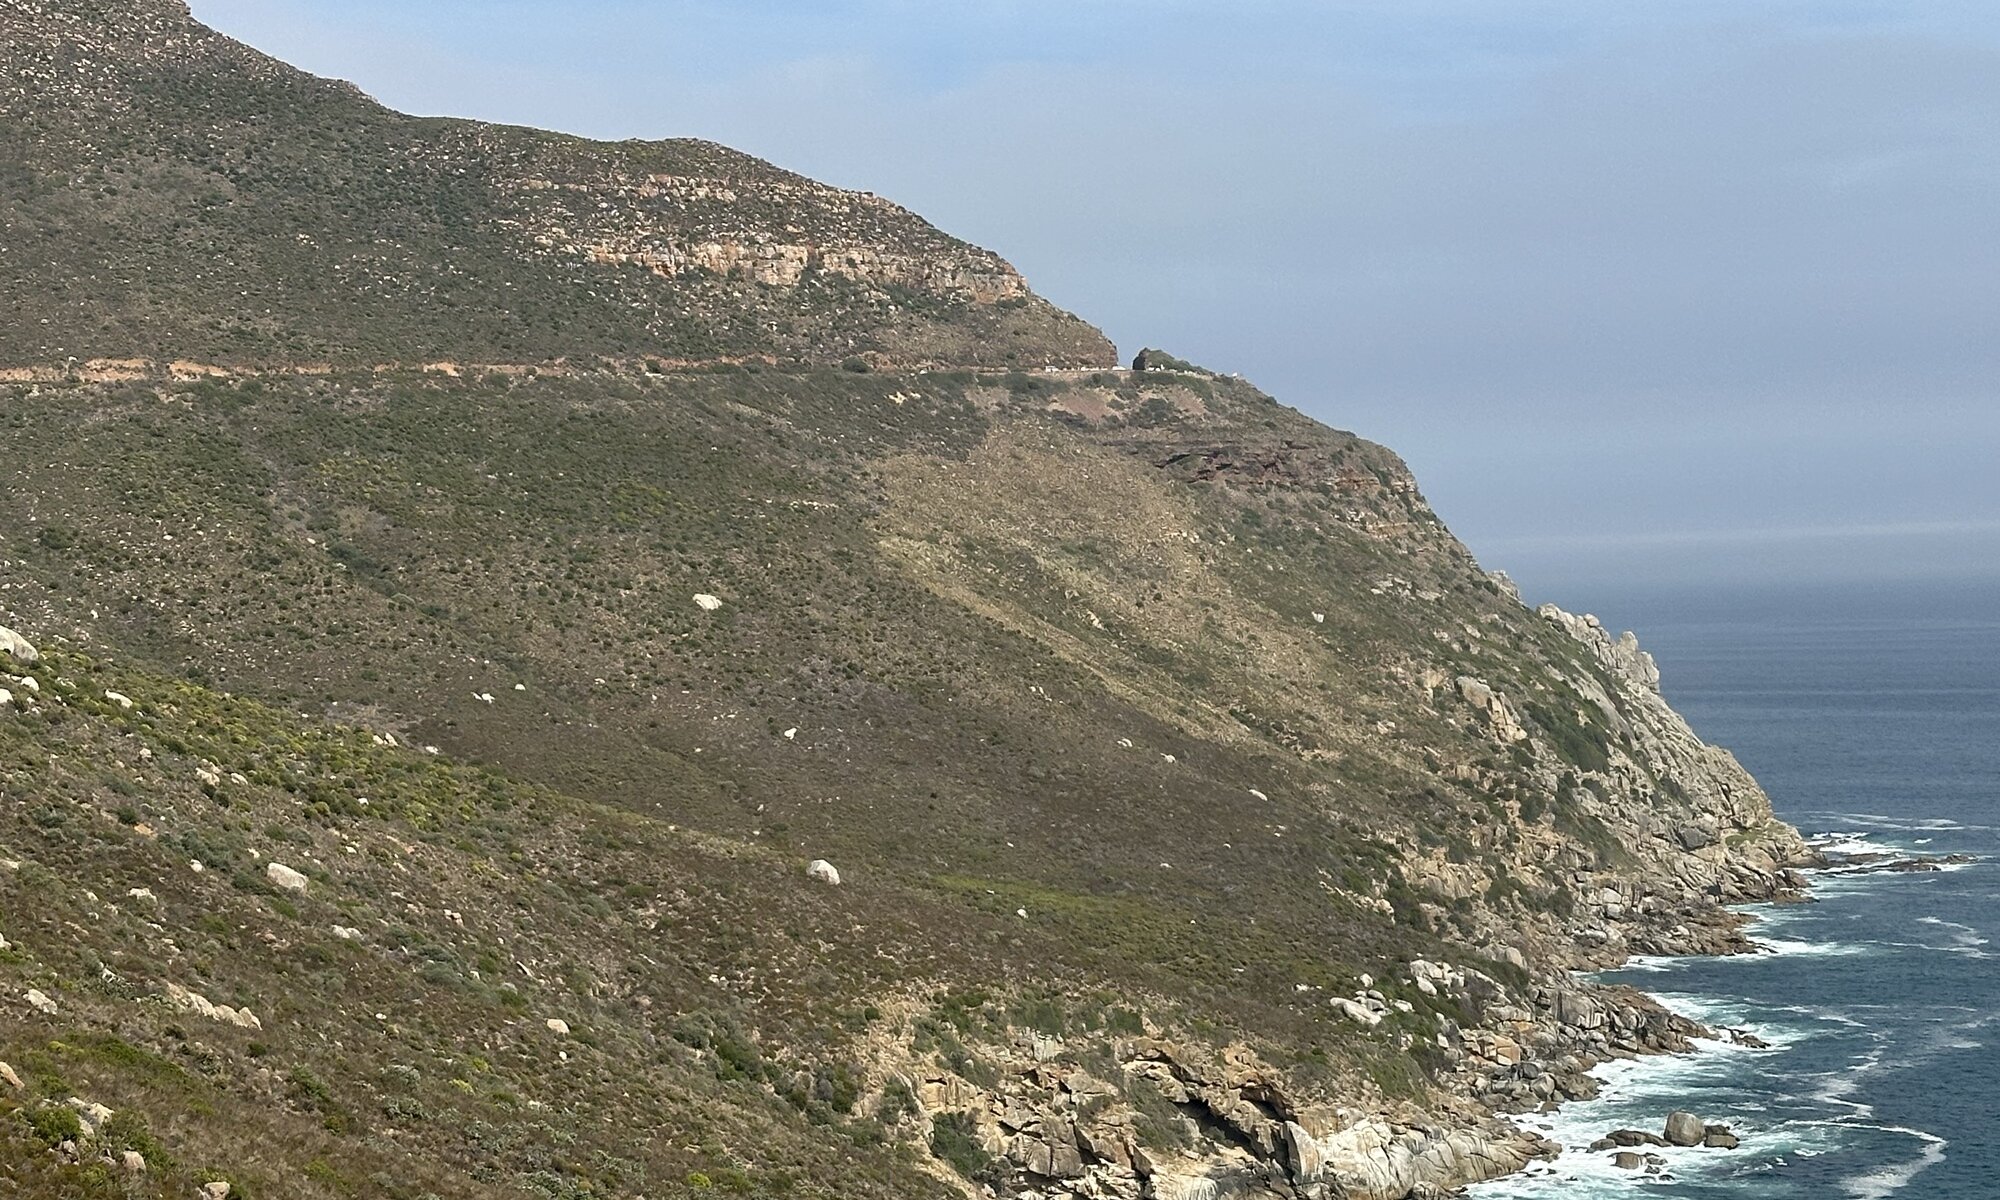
[0, 5, 1812, 1200]
[0, 363, 1811, 1200]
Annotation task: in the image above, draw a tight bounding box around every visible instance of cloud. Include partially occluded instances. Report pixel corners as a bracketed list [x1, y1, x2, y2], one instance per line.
[1481, 518, 2000, 553]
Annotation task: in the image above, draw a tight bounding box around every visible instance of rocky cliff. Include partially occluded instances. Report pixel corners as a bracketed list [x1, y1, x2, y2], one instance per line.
[0, 5, 1814, 1200]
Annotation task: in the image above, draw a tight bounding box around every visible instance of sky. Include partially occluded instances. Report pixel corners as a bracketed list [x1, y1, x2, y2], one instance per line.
[189, 1, 2000, 607]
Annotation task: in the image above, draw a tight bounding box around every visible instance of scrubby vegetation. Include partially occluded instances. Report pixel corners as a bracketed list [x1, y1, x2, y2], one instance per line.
[0, 350, 1728, 1194]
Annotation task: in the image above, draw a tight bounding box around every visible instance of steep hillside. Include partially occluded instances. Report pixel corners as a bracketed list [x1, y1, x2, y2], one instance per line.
[0, 5, 1814, 1200]
[0, 362, 1810, 1199]
[0, 0, 1112, 369]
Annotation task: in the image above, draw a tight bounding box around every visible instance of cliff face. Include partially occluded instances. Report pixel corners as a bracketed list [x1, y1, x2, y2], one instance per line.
[0, 6, 1812, 1200]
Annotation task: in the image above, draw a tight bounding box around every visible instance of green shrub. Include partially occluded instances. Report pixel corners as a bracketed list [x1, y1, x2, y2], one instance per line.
[25, 1103, 83, 1146]
[928, 1112, 993, 1179]
[875, 1077, 916, 1126]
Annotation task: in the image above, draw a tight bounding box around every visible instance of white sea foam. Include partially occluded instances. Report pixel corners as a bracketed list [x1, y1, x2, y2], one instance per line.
[1471, 804, 1977, 1198]
[1768, 1003, 1868, 1029]
[1810, 834, 1900, 857]
[1754, 936, 1870, 958]
[1882, 919, 1990, 958]
[1810, 1056, 1879, 1120]
[1802, 811, 1994, 835]
[1839, 1125, 1949, 1199]
[1617, 953, 1695, 974]
[1648, 992, 1803, 1047]
[1465, 1028, 1785, 1198]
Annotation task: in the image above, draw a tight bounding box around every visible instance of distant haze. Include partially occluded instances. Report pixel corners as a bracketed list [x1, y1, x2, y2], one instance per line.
[189, 1, 2000, 602]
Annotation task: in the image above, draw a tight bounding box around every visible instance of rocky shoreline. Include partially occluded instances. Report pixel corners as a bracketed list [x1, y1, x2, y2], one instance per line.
[1465, 834, 1980, 1192]
[866, 857, 1826, 1200]
[840, 606, 1856, 1200]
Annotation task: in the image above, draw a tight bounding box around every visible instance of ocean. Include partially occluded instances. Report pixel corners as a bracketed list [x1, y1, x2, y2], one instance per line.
[1471, 578, 2000, 1199]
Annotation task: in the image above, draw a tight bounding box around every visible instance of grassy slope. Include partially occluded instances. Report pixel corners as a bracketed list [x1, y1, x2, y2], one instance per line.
[0, 367, 1514, 976]
[0, 368, 1570, 1197]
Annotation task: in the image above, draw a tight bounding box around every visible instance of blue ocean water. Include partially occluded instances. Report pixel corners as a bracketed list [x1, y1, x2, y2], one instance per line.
[1473, 578, 2000, 1199]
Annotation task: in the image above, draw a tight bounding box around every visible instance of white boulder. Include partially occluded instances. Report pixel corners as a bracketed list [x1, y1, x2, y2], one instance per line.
[806, 859, 841, 885]
[0, 626, 38, 665]
[266, 862, 309, 894]
[67, 1099, 114, 1137]
[164, 983, 261, 1030]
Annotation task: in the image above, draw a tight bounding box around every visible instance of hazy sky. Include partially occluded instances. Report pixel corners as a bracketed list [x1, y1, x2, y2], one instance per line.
[190, 1, 2000, 605]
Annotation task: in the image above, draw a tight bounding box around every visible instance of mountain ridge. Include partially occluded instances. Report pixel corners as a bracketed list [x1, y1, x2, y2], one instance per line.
[0, 0, 1114, 371]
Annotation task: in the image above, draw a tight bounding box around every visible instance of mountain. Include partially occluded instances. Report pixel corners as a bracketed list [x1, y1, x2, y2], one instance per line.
[0, 4, 1813, 1200]
[0, 0, 1112, 370]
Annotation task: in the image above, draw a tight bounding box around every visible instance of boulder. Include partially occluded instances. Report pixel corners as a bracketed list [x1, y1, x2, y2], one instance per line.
[203, 1184, 232, 1200]
[24, 988, 56, 1015]
[0, 1061, 22, 1090]
[1704, 1125, 1739, 1150]
[806, 859, 841, 885]
[1612, 1152, 1644, 1170]
[1663, 1110, 1706, 1147]
[545, 1018, 571, 1036]
[67, 1099, 114, 1137]
[0, 626, 39, 665]
[1455, 676, 1528, 742]
[1674, 824, 1718, 851]
[693, 593, 724, 611]
[1011, 1124, 1086, 1179]
[1604, 1128, 1665, 1148]
[266, 862, 309, 893]
[1553, 990, 1604, 1030]
[122, 1150, 147, 1173]
[1283, 1116, 1534, 1196]
[164, 982, 263, 1030]
[917, 1075, 981, 1110]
